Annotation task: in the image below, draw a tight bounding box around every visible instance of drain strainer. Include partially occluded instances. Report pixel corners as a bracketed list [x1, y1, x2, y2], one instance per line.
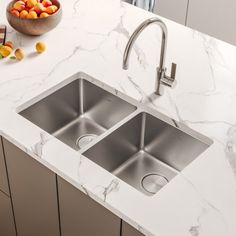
[141, 174, 169, 194]
[76, 134, 98, 149]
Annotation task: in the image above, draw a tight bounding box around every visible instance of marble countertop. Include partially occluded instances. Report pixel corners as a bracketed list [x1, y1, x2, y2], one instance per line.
[1, 0, 236, 235]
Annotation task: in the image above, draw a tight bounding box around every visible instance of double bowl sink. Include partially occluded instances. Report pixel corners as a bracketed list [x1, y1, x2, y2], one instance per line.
[19, 73, 212, 196]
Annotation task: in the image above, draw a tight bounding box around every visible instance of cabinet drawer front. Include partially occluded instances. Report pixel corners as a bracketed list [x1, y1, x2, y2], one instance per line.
[187, 0, 236, 45]
[122, 221, 145, 236]
[154, 0, 188, 25]
[0, 137, 10, 195]
[0, 190, 16, 236]
[58, 176, 121, 236]
[3, 138, 60, 236]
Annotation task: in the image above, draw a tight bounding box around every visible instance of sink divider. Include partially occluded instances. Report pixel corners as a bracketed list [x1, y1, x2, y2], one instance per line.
[79, 109, 141, 154]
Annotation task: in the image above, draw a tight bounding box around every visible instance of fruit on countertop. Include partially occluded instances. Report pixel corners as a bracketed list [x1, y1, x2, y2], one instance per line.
[0, 45, 12, 57]
[0, 40, 47, 61]
[14, 48, 25, 60]
[4, 41, 14, 49]
[35, 42, 46, 53]
[9, 0, 58, 19]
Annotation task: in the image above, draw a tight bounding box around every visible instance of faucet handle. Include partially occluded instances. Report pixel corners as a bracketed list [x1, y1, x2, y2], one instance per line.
[161, 63, 177, 88]
[170, 63, 177, 79]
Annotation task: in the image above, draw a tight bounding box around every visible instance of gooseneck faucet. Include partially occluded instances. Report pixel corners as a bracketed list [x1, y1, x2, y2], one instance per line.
[122, 17, 177, 96]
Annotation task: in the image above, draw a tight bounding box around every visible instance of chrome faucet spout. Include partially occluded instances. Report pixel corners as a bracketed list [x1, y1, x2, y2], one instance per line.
[122, 17, 177, 95]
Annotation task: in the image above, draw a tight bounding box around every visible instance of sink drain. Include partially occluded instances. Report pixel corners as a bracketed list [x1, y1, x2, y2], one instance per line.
[76, 134, 98, 149]
[141, 174, 169, 194]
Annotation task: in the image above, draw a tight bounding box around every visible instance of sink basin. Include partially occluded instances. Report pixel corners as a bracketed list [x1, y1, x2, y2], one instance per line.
[19, 78, 136, 150]
[84, 112, 212, 196]
[19, 73, 212, 196]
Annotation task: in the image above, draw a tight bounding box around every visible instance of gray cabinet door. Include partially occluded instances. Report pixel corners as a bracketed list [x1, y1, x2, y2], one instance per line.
[0, 137, 9, 195]
[187, 0, 236, 45]
[3, 138, 60, 236]
[122, 221, 145, 236]
[0, 190, 16, 236]
[154, 0, 189, 25]
[57, 176, 121, 236]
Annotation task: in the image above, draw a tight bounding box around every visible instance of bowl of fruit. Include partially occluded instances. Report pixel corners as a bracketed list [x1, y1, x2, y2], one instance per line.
[6, 0, 62, 36]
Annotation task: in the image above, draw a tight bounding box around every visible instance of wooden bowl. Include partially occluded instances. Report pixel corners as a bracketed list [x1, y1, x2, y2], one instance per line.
[6, 0, 62, 36]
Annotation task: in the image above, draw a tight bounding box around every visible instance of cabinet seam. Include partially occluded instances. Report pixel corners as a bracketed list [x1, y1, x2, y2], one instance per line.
[185, 0, 190, 26]
[1, 137, 18, 236]
[56, 175, 62, 236]
[120, 219, 123, 236]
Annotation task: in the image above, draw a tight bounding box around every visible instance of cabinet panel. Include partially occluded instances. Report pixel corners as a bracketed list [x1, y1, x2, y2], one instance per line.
[3, 138, 60, 236]
[0, 137, 9, 195]
[154, 0, 188, 24]
[0, 190, 16, 236]
[187, 0, 236, 45]
[122, 221, 145, 236]
[58, 176, 120, 236]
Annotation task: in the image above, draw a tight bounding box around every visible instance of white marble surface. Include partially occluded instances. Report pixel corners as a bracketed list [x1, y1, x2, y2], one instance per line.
[1, 0, 236, 235]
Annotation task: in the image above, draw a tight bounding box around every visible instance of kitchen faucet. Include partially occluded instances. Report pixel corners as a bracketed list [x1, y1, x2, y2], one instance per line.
[122, 17, 177, 95]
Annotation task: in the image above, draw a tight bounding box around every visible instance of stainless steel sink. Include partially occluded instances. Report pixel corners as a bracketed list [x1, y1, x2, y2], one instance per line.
[19, 78, 136, 150]
[19, 73, 212, 196]
[83, 112, 212, 196]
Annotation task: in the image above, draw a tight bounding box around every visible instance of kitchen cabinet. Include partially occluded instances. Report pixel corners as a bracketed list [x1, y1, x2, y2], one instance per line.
[57, 176, 121, 236]
[3, 138, 60, 236]
[154, 0, 189, 25]
[187, 0, 236, 45]
[0, 137, 10, 195]
[0, 190, 16, 236]
[122, 221, 145, 236]
[124, 0, 188, 24]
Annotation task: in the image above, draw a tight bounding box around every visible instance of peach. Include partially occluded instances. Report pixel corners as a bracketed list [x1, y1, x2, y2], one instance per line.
[10, 9, 20, 17]
[13, 1, 25, 11]
[42, 0, 52, 7]
[26, 0, 37, 9]
[0, 46, 12, 57]
[40, 12, 49, 18]
[15, 48, 25, 61]
[45, 5, 58, 14]
[27, 10, 38, 18]
[19, 10, 29, 18]
[35, 42, 46, 53]
[34, 3, 45, 14]
[4, 41, 14, 49]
